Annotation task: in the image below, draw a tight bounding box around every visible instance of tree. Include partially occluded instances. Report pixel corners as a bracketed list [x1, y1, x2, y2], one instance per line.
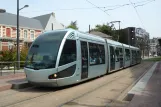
[0, 46, 29, 69]
[67, 21, 78, 30]
[20, 46, 29, 61]
[92, 24, 117, 40]
[0, 48, 16, 69]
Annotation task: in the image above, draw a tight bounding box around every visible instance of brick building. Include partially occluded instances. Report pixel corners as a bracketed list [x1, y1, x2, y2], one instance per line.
[0, 12, 65, 51]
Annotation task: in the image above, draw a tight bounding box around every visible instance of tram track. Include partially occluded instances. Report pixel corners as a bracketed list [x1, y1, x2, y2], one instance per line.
[0, 62, 153, 107]
[58, 62, 154, 107]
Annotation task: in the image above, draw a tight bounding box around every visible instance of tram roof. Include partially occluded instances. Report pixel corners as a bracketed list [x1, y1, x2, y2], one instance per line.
[106, 39, 123, 46]
[130, 46, 139, 50]
[43, 29, 139, 50]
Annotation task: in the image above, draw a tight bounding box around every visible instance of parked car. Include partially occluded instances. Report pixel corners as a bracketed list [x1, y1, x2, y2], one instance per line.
[154, 54, 157, 57]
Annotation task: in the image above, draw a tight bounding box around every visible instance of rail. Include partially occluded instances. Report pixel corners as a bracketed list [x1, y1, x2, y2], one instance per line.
[0, 61, 25, 76]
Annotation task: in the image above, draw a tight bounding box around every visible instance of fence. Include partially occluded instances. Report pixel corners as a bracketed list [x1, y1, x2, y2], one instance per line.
[0, 61, 25, 76]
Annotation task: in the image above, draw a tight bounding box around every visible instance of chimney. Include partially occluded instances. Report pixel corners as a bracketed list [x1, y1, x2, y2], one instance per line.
[52, 12, 55, 18]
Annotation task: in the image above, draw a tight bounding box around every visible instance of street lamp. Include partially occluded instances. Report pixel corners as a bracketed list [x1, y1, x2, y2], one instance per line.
[19, 5, 29, 11]
[109, 21, 121, 41]
[17, 0, 29, 69]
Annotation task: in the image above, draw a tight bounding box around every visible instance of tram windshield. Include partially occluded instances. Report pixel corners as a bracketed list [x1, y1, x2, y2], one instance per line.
[25, 31, 67, 70]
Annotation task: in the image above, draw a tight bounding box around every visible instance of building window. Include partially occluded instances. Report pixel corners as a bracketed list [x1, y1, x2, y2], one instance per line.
[6, 28, 11, 37]
[89, 43, 105, 65]
[8, 42, 13, 50]
[59, 40, 76, 66]
[30, 31, 34, 39]
[24, 30, 27, 39]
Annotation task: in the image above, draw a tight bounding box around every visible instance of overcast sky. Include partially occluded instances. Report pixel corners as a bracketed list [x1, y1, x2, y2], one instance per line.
[0, 0, 160, 38]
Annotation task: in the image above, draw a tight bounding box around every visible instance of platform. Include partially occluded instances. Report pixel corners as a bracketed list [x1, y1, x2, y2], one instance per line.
[127, 61, 161, 107]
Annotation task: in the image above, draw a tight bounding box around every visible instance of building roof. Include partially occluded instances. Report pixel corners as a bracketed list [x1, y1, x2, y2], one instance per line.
[33, 13, 51, 29]
[0, 13, 43, 30]
[89, 31, 112, 39]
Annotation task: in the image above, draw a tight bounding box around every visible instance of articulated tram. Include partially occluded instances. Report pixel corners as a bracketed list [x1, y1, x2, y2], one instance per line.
[24, 29, 141, 87]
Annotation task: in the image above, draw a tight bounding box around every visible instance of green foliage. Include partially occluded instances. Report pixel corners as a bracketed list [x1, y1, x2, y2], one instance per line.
[144, 56, 161, 61]
[20, 46, 29, 61]
[67, 21, 78, 30]
[0, 49, 16, 69]
[0, 46, 29, 69]
[0, 49, 15, 61]
[0, 46, 29, 62]
[92, 24, 117, 40]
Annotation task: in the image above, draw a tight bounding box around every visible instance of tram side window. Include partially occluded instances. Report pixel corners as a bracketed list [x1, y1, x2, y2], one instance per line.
[59, 40, 76, 66]
[132, 50, 134, 59]
[115, 48, 120, 62]
[138, 51, 141, 57]
[125, 49, 130, 61]
[89, 43, 105, 65]
[132, 50, 136, 59]
[98, 44, 105, 64]
[119, 48, 123, 59]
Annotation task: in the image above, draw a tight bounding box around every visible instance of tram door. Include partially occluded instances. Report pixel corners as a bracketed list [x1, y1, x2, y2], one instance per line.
[81, 41, 88, 79]
[119, 48, 123, 68]
[110, 46, 115, 71]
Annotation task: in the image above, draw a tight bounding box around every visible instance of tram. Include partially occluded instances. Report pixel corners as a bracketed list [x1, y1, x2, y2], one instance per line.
[24, 29, 141, 87]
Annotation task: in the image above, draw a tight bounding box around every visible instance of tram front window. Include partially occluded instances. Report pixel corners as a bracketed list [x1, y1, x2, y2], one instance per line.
[25, 31, 67, 70]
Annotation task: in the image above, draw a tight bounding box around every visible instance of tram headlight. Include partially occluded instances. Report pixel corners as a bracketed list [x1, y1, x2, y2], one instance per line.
[48, 73, 57, 79]
[54, 74, 57, 78]
[48, 64, 76, 79]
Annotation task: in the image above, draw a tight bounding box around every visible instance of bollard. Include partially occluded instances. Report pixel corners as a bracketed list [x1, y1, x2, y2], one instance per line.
[14, 62, 15, 74]
[0, 62, 2, 76]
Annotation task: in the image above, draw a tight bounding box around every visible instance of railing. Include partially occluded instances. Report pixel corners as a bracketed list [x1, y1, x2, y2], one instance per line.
[0, 61, 25, 76]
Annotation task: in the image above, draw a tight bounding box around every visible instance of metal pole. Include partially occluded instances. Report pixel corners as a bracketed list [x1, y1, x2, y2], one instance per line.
[118, 21, 120, 41]
[52, 23, 53, 30]
[89, 25, 90, 33]
[14, 61, 15, 74]
[0, 62, 2, 76]
[17, 0, 20, 70]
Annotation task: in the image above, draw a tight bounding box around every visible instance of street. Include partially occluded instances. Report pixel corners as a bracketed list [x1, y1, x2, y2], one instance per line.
[0, 61, 154, 107]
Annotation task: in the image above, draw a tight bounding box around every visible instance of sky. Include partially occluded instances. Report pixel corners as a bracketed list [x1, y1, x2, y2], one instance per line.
[0, 0, 160, 38]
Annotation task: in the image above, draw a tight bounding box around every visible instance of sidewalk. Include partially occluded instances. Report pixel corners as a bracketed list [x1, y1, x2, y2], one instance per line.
[0, 72, 26, 92]
[127, 61, 161, 107]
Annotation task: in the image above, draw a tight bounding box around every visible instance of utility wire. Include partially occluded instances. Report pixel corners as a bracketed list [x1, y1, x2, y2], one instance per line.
[105, 0, 155, 11]
[85, 0, 109, 16]
[20, 7, 105, 13]
[134, 0, 155, 8]
[133, 0, 154, 5]
[19, 0, 155, 14]
[105, 4, 130, 11]
[129, 0, 146, 29]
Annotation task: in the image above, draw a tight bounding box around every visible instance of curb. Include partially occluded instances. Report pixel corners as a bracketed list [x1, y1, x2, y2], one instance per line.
[0, 79, 33, 92]
[0, 84, 12, 92]
[11, 81, 33, 89]
[123, 62, 158, 101]
[116, 62, 155, 101]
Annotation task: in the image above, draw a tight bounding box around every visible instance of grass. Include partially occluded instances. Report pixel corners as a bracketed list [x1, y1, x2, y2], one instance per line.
[143, 56, 161, 62]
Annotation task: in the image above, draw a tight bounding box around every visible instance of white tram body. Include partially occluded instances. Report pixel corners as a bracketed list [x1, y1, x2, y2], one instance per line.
[24, 29, 141, 87]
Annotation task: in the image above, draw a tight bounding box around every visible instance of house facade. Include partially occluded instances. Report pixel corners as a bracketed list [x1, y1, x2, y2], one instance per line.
[33, 12, 65, 31]
[0, 12, 65, 51]
[0, 25, 42, 51]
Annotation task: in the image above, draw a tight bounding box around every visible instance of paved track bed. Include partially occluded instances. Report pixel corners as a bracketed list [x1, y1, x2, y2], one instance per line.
[0, 61, 154, 107]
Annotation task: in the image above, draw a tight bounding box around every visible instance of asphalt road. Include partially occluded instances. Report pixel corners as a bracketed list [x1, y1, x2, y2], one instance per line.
[0, 61, 154, 107]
